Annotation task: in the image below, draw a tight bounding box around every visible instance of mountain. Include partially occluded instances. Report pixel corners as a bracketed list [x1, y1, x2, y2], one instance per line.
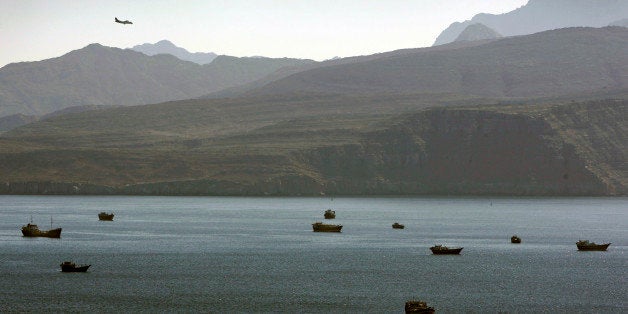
[131, 40, 218, 64]
[434, 0, 628, 46]
[0, 44, 313, 117]
[0, 27, 625, 196]
[245, 27, 627, 99]
[454, 23, 501, 42]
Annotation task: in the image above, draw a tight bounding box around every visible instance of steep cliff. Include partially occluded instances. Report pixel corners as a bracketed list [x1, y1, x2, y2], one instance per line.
[292, 103, 620, 195]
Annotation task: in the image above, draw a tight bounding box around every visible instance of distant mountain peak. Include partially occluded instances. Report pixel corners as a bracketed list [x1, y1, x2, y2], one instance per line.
[156, 39, 174, 45]
[454, 23, 501, 42]
[433, 0, 628, 46]
[131, 40, 217, 64]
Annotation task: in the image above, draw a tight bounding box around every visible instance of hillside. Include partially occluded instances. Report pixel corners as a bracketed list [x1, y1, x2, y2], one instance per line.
[0, 44, 313, 117]
[0, 97, 625, 196]
[434, 0, 628, 46]
[245, 27, 627, 98]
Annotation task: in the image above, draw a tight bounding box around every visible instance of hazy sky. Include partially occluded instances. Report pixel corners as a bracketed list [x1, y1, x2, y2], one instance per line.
[0, 0, 528, 67]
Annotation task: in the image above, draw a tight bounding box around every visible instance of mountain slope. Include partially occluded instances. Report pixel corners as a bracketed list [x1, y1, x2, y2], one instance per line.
[206, 39, 495, 99]
[0, 44, 313, 117]
[247, 27, 627, 98]
[434, 0, 628, 46]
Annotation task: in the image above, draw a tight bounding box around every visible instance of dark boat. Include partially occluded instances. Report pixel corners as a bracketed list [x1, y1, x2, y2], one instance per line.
[430, 245, 463, 255]
[576, 240, 611, 251]
[511, 235, 521, 243]
[21, 218, 62, 238]
[324, 209, 336, 219]
[60, 261, 90, 272]
[98, 212, 114, 221]
[392, 222, 405, 229]
[312, 222, 342, 232]
[405, 300, 435, 313]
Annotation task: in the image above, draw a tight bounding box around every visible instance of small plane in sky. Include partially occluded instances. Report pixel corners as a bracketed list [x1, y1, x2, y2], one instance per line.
[115, 17, 133, 25]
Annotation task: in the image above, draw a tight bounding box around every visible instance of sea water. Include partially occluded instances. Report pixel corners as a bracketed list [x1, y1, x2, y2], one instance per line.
[0, 196, 626, 313]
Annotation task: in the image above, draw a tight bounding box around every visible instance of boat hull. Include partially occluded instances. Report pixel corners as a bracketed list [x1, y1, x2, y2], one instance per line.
[430, 247, 463, 255]
[61, 264, 90, 272]
[577, 243, 610, 251]
[511, 236, 521, 243]
[21, 226, 62, 238]
[312, 223, 342, 232]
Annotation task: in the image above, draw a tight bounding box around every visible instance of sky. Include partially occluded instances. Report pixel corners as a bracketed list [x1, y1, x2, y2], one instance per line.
[0, 0, 528, 67]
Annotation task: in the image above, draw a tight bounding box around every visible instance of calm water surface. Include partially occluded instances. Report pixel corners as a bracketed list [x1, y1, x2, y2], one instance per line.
[0, 196, 626, 313]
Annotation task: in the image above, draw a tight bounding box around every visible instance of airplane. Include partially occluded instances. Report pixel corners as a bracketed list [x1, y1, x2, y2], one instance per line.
[115, 17, 133, 25]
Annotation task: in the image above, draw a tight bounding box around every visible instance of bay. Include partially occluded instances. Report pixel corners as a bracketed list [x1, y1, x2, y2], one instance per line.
[0, 196, 626, 313]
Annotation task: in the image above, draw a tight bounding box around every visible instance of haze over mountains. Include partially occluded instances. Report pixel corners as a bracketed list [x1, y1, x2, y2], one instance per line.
[434, 0, 628, 46]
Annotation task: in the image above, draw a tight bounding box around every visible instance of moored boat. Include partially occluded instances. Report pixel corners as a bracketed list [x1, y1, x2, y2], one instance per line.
[392, 222, 405, 229]
[98, 212, 114, 221]
[312, 222, 342, 232]
[576, 240, 610, 251]
[60, 261, 90, 272]
[511, 235, 521, 243]
[430, 245, 463, 255]
[405, 300, 435, 313]
[21, 219, 62, 238]
[324, 209, 336, 219]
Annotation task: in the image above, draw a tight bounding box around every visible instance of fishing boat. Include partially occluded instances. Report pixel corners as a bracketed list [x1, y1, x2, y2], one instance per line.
[98, 212, 114, 221]
[511, 235, 522, 243]
[430, 245, 463, 255]
[405, 300, 435, 313]
[21, 217, 62, 238]
[392, 222, 405, 229]
[576, 240, 610, 251]
[312, 222, 342, 232]
[60, 261, 90, 272]
[324, 209, 336, 219]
